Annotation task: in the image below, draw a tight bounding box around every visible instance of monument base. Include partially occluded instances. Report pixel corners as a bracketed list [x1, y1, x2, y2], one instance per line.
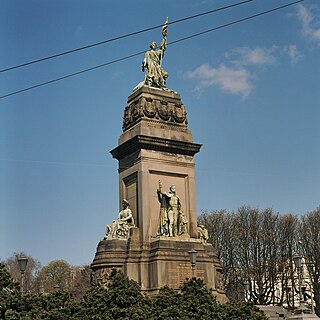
[91, 228, 226, 301]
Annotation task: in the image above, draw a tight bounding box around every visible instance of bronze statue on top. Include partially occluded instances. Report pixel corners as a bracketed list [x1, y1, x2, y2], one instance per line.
[134, 17, 169, 91]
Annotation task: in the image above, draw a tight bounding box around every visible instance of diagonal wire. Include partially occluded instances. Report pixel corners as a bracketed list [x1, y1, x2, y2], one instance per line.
[169, 0, 303, 46]
[0, 51, 146, 99]
[0, 0, 303, 100]
[0, 0, 254, 73]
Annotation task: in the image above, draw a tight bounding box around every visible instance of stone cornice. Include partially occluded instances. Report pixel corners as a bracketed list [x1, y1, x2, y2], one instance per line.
[110, 135, 202, 160]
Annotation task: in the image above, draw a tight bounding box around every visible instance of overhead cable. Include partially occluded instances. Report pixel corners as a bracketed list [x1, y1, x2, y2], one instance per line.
[0, 0, 254, 73]
[169, 0, 303, 46]
[0, 0, 303, 100]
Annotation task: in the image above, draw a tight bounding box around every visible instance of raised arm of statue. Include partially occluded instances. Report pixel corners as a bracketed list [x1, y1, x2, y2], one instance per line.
[157, 180, 163, 203]
[159, 17, 168, 66]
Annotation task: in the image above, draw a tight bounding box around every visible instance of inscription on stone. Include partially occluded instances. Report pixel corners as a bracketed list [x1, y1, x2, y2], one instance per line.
[168, 263, 205, 286]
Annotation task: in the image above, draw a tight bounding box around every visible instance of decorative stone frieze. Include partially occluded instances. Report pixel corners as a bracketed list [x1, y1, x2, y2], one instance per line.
[122, 92, 187, 131]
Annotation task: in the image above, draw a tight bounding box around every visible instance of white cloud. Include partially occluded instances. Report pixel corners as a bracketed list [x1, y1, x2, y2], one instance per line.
[297, 4, 320, 42]
[186, 43, 303, 98]
[186, 64, 253, 98]
[186, 46, 277, 98]
[284, 45, 303, 64]
[226, 47, 276, 67]
[227, 45, 304, 66]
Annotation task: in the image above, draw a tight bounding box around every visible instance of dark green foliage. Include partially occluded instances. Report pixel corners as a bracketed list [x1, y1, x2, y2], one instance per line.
[0, 263, 78, 320]
[150, 278, 267, 320]
[0, 263, 21, 319]
[151, 286, 184, 319]
[179, 278, 219, 319]
[17, 291, 78, 320]
[0, 263, 19, 292]
[73, 269, 151, 320]
[1, 264, 267, 319]
[219, 302, 268, 320]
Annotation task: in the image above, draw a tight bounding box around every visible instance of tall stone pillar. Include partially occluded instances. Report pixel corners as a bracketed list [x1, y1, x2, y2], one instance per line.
[111, 86, 200, 242]
[91, 86, 226, 301]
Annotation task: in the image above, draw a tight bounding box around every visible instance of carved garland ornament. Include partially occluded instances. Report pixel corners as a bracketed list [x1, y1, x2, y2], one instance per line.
[122, 96, 187, 130]
[143, 97, 156, 118]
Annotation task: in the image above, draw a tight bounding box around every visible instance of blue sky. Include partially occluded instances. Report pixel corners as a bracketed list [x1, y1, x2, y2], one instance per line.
[1, 0, 319, 266]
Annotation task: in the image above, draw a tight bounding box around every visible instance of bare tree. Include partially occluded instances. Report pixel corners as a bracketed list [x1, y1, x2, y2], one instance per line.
[299, 207, 320, 316]
[276, 214, 298, 309]
[198, 209, 241, 300]
[198, 206, 299, 305]
[233, 206, 280, 305]
[70, 265, 92, 299]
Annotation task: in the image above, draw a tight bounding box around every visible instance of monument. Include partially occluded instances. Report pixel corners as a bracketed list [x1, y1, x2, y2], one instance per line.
[91, 18, 226, 300]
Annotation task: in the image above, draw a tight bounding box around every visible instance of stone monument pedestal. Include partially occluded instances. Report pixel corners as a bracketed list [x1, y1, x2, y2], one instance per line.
[92, 230, 225, 300]
[91, 86, 226, 301]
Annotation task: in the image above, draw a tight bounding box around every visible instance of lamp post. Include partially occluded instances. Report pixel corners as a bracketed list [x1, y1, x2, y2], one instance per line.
[17, 255, 28, 294]
[188, 249, 197, 277]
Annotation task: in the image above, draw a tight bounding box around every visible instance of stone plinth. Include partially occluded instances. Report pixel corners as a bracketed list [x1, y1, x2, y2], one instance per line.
[91, 228, 226, 300]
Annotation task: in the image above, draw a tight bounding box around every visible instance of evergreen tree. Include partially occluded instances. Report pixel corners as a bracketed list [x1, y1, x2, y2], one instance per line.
[0, 262, 268, 319]
[0, 263, 21, 319]
[179, 278, 219, 319]
[151, 286, 184, 319]
[17, 291, 78, 320]
[74, 269, 151, 320]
